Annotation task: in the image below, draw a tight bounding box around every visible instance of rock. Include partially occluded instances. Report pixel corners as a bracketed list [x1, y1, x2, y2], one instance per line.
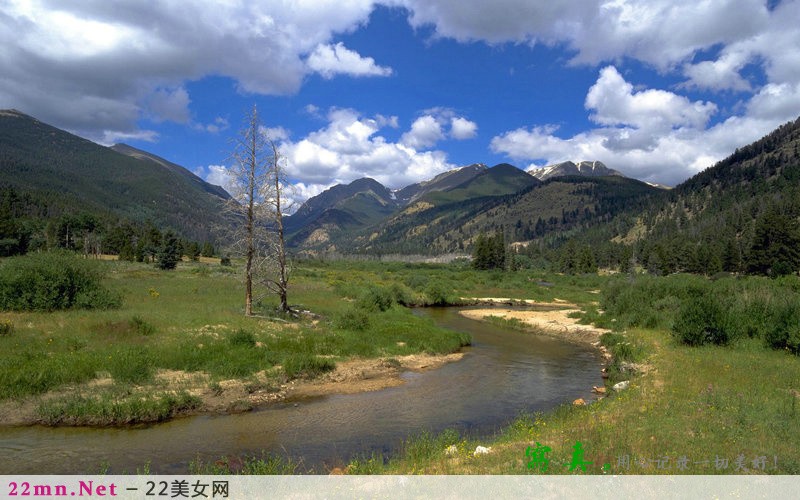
[613, 380, 630, 392]
[329, 467, 345, 475]
[592, 386, 606, 395]
[474, 446, 492, 456]
[445, 445, 459, 456]
[572, 398, 586, 406]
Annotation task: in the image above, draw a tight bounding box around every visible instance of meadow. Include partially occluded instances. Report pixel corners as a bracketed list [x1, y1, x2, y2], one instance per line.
[1, 253, 798, 474]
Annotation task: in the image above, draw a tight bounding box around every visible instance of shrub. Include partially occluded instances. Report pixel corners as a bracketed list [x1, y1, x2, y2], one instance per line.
[0, 251, 122, 311]
[763, 302, 800, 354]
[424, 281, 454, 306]
[220, 255, 232, 266]
[334, 308, 370, 331]
[0, 320, 12, 337]
[356, 285, 394, 312]
[388, 282, 414, 306]
[672, 294, 729, 346]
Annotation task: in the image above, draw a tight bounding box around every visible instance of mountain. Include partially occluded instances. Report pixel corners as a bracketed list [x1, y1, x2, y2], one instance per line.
[357, 175, 658, 255]
[284, 177, 399, 250]
[528, 160, 624, 181]
[421, 163, 540, 205]
[394, 163, 487, 205]
[0, 109, 231, 242]
[599, 115, 800, 275]
[110, 143, 230, 200]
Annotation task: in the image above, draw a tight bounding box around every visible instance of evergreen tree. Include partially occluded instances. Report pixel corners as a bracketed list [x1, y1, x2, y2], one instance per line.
[156, 231, 181, 270]
[201, 242, 215, 258]
[747, 206, 800, 276]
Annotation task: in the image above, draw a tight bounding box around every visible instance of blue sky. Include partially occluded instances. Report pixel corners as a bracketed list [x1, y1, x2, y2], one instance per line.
[2, 1, 800, 203]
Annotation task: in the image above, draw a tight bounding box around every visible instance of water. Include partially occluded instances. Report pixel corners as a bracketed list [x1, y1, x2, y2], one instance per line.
[0, 307, 603, 473]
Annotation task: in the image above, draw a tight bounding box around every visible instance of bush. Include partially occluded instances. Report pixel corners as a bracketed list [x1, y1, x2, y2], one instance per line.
[0, 320, 12, 337]
[220, 255, 232, 266]
[424, 281, 454, 306]
[764, 302, 800, 354]
[672, 294, 729, 346]
[334, 308, 370, 331]
[356, 286, 394, 312]
[0, 252, 121, 311]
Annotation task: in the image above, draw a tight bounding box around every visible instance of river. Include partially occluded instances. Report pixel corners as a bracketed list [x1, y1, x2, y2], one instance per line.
[0, 306, 603, 474]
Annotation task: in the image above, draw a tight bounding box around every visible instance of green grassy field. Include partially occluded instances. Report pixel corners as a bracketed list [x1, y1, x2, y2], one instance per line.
[2, 255, 798, 473]
[0, 256, 470, 425]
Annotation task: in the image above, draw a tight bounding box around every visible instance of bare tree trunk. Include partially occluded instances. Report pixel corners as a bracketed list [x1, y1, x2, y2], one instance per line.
[272, 141, 289, 313]
[243, 107, 259, 316]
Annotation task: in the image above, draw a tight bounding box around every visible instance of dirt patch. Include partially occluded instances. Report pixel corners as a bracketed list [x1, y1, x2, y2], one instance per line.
[286, 353, 464, 398]
[461, 297, 578, 308]
[459, 307, 611, 359]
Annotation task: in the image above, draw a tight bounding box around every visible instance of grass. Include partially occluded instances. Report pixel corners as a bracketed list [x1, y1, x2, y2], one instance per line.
[356, 328, 799, 474]
[3, 256, 799, 474]
[0, 257, 471, 424]
[36, 392, 201, 426]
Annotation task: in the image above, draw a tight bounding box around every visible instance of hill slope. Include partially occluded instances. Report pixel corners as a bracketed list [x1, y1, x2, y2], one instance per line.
[357, 175, 658, 255]
[0, 110, 231, 242]
[600, 116, 800, 275]
[284, 178, 399, 250]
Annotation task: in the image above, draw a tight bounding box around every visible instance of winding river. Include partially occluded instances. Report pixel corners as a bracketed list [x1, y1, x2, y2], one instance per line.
[0, 307, 603, 474]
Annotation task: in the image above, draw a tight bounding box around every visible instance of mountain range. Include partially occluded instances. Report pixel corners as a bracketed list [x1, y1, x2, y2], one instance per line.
[3, 108, 798, 269]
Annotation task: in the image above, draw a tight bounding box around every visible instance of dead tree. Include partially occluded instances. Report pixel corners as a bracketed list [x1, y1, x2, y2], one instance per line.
[225, 105, 292, 316]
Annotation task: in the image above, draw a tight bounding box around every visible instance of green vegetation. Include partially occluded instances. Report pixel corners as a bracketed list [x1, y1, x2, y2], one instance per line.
[339, 270, 800, 475]
[0, 111, 231, 248]
[36, 392, 201, 426]
[0, 251, 121, 311]
[0, 257, 470, 425]
[189, 452, 297, 474]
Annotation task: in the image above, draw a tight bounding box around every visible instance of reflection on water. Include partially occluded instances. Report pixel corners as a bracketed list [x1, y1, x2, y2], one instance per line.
[0, 307, 603, 474]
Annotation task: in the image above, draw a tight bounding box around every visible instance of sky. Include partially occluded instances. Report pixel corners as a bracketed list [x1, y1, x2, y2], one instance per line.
[2, 0, 800, 205]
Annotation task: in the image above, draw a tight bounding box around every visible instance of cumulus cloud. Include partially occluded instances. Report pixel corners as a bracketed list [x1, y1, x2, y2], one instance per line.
[401, 115, 445, 149]
[307, 42, 393, 79]
[491, 66, 797, 185]
[398, 0, 770, 71]
[203, 164, 236, 194]
[400, 110, 478, 148]
[450, 116, 478, 139]
[0, 0, 378, 141]
[280, 108, 459, 198]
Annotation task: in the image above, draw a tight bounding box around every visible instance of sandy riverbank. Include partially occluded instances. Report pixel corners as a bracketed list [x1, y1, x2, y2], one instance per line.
[458, 302, 612, 353]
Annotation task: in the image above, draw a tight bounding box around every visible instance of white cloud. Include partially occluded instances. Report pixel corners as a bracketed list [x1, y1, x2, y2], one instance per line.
[450, 116, 478, 139]
[401, 115, 445, 149]
[586, 66, 717, 132]
[280, 108, 458, 196]
[307, 42, 392, 79]
[204, 164, 235, 194]
[0, 0, 377, 141]
[400, 110, 478, 148]
[491, 66, 798, 185]
[682, 49, 753, 91]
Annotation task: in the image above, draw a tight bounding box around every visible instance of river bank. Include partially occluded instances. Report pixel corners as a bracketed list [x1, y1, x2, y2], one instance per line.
[0, 351, 466, 427]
